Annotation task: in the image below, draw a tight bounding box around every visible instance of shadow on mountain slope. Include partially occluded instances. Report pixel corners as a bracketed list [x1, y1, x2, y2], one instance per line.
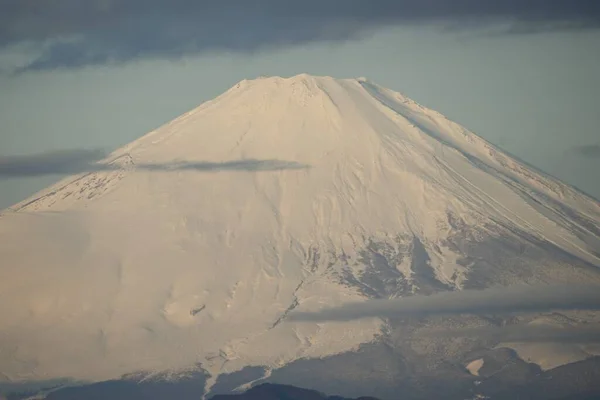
[210, 383, 380, 400]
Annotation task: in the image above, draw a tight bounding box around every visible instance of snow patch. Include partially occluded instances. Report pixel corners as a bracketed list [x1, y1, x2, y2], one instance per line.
[466, 358, 484, 376]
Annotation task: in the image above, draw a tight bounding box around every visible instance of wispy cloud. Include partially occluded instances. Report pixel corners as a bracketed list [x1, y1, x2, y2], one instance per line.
[0, 149, 308, 178]
[569, 144, 600, 159]
[288, 285, 600, 322]
[2, 1, 599, 71]
[421, 323, 600, 343]
[0, 149, 108, 177]
[136, 159, 309, 173]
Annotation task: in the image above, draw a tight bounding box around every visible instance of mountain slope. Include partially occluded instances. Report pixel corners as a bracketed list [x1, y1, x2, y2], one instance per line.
[1, 74, 599, 395]
[209, 383, 380, 400]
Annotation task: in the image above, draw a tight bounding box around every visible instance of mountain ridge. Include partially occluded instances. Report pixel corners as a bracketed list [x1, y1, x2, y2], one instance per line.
[1, 74, 599, 398]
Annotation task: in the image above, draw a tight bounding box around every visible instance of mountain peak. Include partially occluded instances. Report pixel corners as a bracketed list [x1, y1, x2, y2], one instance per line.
[248, 73, 336, 83]
[1, 74, 600, 390]
[232, 74, 371, 92]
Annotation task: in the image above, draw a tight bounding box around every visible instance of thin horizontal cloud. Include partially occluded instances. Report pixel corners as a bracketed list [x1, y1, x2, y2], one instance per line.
[0, 149, 308, 178]
[569, 144, 600, 159]
[0, 149, 108, 177]
[503, 19, 600, 34]
[421, 323, 600, 343]
[288, 284, 600, 322]
[1, 0, 599, 71]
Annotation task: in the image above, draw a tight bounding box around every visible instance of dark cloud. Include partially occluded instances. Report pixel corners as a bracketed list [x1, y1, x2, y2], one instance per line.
[570, 144, 600, 159]
[0, 149, 108, 177]
[0, 149, 308, 178]
[288, 285, 600, 322]
[1, 0, 599, 71]
[422, 323, 600, 343]
[502, 19, 600, 34]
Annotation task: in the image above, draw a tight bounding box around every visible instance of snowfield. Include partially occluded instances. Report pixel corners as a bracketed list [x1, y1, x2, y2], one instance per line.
[1, 74, 599, 392]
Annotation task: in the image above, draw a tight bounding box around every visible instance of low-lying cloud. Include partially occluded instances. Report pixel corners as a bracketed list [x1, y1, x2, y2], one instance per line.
[570, 144, 600, 159]
[0, 149, 108, 177]
[0, 149, 308, 178]
[2, 1, 599, 71]
[288, 284, 600, 322]
[422, 323, 600, 343]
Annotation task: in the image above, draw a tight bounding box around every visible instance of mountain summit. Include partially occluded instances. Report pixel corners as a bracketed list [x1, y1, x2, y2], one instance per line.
[1, 74, 600, 396]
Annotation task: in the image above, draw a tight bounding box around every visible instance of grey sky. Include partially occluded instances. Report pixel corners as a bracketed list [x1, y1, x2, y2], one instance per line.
[2, 1, 599, 71]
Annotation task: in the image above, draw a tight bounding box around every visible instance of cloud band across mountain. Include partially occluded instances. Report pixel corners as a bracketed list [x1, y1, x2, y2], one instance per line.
[0, 149, 308, 177]
[288, 284, 600, 322]
[421, 323, 600, 343]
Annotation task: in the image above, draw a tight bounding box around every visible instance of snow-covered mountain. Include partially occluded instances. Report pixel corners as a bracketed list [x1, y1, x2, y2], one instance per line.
[1, 74, 600, 398]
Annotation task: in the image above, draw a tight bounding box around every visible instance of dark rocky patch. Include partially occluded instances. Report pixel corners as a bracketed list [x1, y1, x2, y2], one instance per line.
[26, 370, 208, 400]
[492, 356, 600, 400]
[210, 383, 380, 400]
[409, 236, 453, 295]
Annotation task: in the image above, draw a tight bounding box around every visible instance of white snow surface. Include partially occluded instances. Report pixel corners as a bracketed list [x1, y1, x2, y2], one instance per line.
[1, 74, 600, 384]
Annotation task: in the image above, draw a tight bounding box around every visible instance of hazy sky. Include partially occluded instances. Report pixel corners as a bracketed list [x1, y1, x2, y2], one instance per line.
[1, 2, 600, 209]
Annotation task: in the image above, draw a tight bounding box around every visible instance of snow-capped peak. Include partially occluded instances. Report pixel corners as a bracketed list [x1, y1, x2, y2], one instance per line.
[1, 74, 599, 388]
